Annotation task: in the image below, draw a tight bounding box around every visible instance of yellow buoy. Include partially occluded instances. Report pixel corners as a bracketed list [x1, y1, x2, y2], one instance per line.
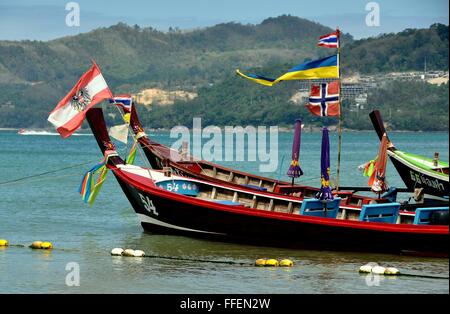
[40, 242, 53, 250]
[384, 267, 400, 276]
[279, 259, 294, 267]
[265, 259, 279, 267]
[255, 259, 267, 267]
[30, 241, 43, 249]
[0, 239, 8, 247]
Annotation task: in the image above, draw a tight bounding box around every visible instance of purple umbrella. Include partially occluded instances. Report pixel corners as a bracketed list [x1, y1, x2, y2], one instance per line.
[287, 119, 304, 185]
[316, 127, 334, 201]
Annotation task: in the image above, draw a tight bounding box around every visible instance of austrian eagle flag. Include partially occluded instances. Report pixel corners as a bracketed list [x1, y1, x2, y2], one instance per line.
[48, 62, 113, 138]
[305, 80, 340, 117]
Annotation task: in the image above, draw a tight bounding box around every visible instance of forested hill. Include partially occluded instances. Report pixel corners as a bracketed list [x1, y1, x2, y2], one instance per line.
[345, 23, 448, 73]
[0, 15, 448, 129]
[0, 15, 346, 89]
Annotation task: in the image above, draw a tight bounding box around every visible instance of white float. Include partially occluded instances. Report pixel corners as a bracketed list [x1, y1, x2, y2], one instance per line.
[133, 250, 146, 257]
[123, 249, 136, 257]
[111, 248, 124, 256]
[371, 266, 386, 275]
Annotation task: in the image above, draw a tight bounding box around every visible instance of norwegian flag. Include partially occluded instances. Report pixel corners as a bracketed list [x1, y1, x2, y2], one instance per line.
[109, 94, 133, 113]
[305, 80, 340, 117]
[318, 31, 340, 48]
[48, 62, 112, 138]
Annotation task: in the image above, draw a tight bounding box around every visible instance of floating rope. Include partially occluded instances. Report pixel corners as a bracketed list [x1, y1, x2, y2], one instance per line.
[141, 254, 252, 266]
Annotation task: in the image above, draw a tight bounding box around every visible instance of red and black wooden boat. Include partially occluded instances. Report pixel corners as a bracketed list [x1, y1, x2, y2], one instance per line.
[85, 108, 448, 255]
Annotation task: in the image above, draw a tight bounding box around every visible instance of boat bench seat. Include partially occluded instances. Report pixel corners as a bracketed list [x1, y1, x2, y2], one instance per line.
[359, 203, 401, 224]
[413, 207, 449, 225]
[299, 198, 341, 219]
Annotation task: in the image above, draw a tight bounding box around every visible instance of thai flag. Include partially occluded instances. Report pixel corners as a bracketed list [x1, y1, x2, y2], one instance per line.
[109, 94, 133, 113]
[318, 31, 340, 48]
[305, 80, 340, 117]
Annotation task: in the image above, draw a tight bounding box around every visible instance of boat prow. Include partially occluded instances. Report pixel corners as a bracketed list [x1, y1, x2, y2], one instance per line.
[370, 110, 449, 200]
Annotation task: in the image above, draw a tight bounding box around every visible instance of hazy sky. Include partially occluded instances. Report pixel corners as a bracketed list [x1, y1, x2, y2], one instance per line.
[0, 0, 448, 41]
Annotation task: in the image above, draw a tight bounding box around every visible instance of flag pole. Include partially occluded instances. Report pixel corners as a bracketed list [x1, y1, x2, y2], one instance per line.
[336, 27, 343, 192]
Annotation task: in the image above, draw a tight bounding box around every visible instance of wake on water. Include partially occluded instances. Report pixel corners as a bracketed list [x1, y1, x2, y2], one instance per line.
[18, 130, 92, 136]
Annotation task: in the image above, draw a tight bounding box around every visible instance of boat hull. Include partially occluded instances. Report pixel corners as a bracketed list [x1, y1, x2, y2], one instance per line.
[114, 170, 449, 255]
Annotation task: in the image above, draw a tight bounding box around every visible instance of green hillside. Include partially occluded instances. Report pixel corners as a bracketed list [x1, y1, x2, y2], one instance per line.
[0, 16, 448, 130]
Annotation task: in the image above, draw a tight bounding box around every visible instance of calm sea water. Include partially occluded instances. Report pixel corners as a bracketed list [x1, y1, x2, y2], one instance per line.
[0, 130, 448, 294]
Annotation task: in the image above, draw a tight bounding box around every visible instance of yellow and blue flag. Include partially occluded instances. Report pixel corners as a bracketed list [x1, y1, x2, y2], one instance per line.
[236, 55, 339, 87]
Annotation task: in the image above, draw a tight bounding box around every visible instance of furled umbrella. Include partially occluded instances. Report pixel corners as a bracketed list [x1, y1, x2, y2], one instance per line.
[287, 119, 304, 185]
[369, 133, 389, 196]
[316, 127, 334, 201]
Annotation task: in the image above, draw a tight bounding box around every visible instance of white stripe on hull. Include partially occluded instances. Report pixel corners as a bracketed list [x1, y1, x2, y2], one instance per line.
[137, 214, 226, 235]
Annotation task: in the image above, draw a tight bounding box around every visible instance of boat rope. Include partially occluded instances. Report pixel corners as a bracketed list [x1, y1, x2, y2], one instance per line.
[389, 273, 449, 280]
[141, 254, 252, 266]
[0, 173, 81, 187]
[0, 160, 97, 187]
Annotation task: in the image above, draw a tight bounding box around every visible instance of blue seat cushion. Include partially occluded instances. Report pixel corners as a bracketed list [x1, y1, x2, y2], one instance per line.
[300, 198, 341, 219]
[359, 203, 401, 224]
[212, 200, 242, 206]
[414, 207, 449, 225]
[242, 184, 268, 192]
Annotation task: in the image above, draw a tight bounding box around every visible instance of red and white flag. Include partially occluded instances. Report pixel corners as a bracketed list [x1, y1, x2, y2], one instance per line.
[318, 30, 340, 48]
[48, 62, 113, 138]
[305, 80, 340, 117]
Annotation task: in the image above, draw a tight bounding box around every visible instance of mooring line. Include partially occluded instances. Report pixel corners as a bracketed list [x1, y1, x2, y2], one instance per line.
[0, 160, 97, 186]
[142, 254, 253, 266]
[390, 273, 449, 280]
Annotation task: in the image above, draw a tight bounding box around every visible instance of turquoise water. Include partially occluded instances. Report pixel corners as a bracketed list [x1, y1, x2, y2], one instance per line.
[0, 130, 448, 294]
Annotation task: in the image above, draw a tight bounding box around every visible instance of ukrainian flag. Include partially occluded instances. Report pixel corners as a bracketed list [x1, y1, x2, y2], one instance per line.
[236, 55, 339, 86]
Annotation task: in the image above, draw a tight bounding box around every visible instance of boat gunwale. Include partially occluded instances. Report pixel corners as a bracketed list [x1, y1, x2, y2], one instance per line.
[388, 150, 449, 181]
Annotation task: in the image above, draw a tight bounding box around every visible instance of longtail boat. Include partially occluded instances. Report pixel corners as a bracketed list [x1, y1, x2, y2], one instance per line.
[86, 107, 448, 255]
[370, 110, 449, 200]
